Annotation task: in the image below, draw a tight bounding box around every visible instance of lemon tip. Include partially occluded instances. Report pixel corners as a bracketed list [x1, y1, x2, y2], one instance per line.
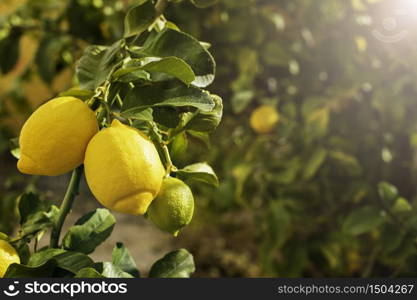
[111, 190, 155, 215]
[111, 119, 123, 127]
[17, 153, 38, 174]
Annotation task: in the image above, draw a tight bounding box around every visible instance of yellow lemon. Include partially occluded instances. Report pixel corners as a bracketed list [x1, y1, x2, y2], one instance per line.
[249, 105, 279, 134]
[17, 97, 99, 176]
[84, 119, 165, 215]
[0, 240, 20, 278]
[148, 177, 194, 236]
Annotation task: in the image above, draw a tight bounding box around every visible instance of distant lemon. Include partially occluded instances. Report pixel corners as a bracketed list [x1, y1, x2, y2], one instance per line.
[84, 119, 165, 215]
[17, 97, 98, 176]
[250, 105, 279, 134]
[148, 177, 194, 236]
[0, 240, 20, 278]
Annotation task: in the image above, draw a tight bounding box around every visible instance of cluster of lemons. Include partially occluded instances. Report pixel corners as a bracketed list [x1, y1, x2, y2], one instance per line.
[17, 96, 194, 232]
[1, 99, 278, 276]
[1, 96, 196, 277]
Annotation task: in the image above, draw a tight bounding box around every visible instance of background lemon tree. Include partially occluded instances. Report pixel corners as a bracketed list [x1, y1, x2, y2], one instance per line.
[3, 0, 417, 278]
[0, 0, 221, 278]
[165, 0, 417, 277]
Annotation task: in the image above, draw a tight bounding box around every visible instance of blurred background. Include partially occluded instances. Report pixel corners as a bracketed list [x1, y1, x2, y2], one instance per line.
[2, 0, 417, 277]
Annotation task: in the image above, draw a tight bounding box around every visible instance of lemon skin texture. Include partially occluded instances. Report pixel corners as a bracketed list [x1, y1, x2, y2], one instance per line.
[17, 97, 99, 176]
[0, 240, 20, 278]
[148, 177, 194, 236]
[84, 119, 165, 215]
[250, 105, 279, 134]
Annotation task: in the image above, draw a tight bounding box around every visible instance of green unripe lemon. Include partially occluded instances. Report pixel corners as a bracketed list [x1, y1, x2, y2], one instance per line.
[148, 177, 194, 236]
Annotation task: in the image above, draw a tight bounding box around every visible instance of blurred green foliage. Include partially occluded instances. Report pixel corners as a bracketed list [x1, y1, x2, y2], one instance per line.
[167, 0, 417, 277]
[2, 0, 417, 277]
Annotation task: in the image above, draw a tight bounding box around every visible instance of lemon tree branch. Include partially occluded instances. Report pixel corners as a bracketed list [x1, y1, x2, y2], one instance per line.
[155, 0, 168, 17]
[162, 145, 175, 176]
[50, 166, 84, 248]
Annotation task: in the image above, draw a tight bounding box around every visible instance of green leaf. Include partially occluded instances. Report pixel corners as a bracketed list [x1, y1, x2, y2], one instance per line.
[0, 232, 7, 240]
[302, 148, 327, 180]
[342, 206, 385, 235]
[152, 107, 181, 128]
[232, 163, 253, 203]
[305, 107, 330, 140]
[141, 57, 195, 85]
[187, 130, 211, 148]
[9, 137, 20, 160]
[122, 81, 214, 116]
[20, 206, 59, 238]
[122, 107, 154, 121]
[112, 242, 140, 277]
[406, 215, 417, 233]
[75, 268, 104, 278]
[124, 0, 156, 38]
[4, 260, 57, 278]
[328, 151, 362, 176]
[18, 193, 48, 225]
[11, 240, 30, 265]
[141, 28, 215, 87]
[320, 243, 340, 269]
[35, 35, 66, 83]
[92, 262, 134, 278]
[50, 251, 94, 274]
[115, 69, 150, 83]
[28, 248, 94, 274]
[59, 88, 95, 101]
[380, 224, 406, 255]
[262, 42, 291, 66]
[0, 27, 21, 74]
[185, 94, 223, 132]
[28, 248, 65, 266]
[67, 0, 105, 42]
[392, 197, 412, 213]
[378, 181, 398, 206]
[62, 209, 116, 255]
[107, 82, 132, 106]
[266, 201, 291, 248]
[18, 193, 58, 238]
[149, 249, 195, 278]
[231, 90, 254, 114]
[76, 40, 122, 90]
[190, 0, 218, 8]
[176, 162, 219, 187]
[270, 158, 301, 185]
[131, 119, 163, 143]
[112, 59, 148, 79]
